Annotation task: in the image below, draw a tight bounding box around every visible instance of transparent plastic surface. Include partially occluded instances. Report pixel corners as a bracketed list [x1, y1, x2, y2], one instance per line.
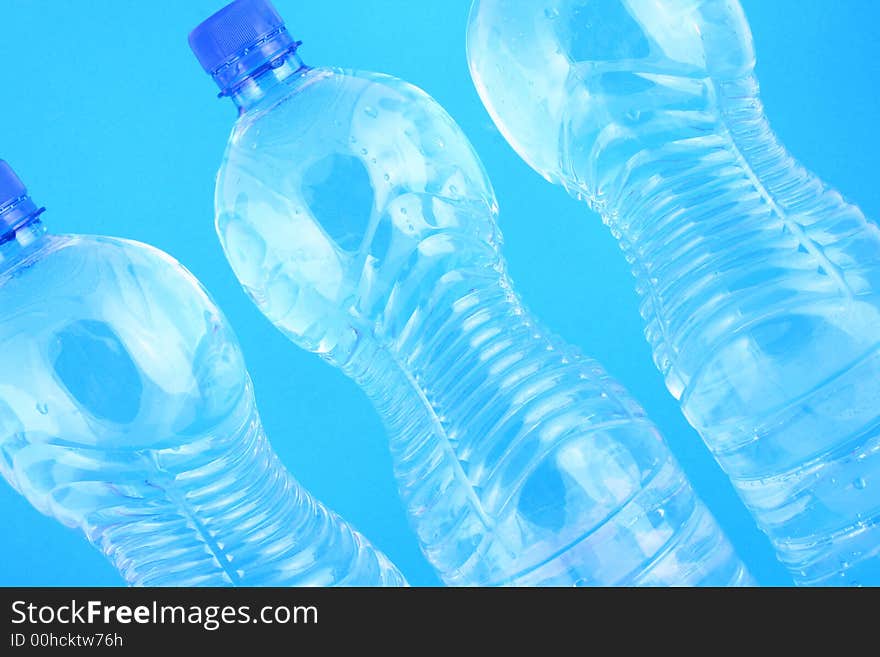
[467, 0, 880, 585]
[214, 61, 752, 585]
[0, 221, 405, 586]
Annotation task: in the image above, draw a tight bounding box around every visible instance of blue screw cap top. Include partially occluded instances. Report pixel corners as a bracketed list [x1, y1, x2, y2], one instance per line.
[0, 160, 28, 210]
[189, 0, 299, 96]
[0, 160, 44, 238]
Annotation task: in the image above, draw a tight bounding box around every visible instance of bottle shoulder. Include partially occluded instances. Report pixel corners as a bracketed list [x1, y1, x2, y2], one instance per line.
[1, 234, 213, 313]
[233, 66, 454, 131]
[0, 232, 250, 450]
[467, 0, 755, 183]
[221, 66, 495, 206]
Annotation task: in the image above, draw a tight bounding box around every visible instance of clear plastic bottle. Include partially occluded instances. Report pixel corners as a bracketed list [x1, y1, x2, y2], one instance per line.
[0, 160, 405, 587]
[467, 0, 880, 585]
[190, 0, 752, 586]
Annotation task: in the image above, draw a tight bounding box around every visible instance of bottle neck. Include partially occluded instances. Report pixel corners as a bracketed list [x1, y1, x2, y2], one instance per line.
[0, 204, 48, 272]
[228, 50, 309, 114]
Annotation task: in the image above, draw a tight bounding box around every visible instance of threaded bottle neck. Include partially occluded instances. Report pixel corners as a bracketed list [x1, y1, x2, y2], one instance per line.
[0, 215, 49, 275]
[228, 49, 309, 113]
[0, 161, 48, 268]
[0, 194, 45, 245]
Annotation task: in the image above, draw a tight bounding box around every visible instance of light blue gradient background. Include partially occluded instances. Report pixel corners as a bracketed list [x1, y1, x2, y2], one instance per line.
[0, 0, 877, 586]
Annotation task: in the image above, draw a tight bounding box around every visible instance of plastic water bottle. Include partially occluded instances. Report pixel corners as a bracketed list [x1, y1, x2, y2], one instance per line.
[0, 161, 405, 587]
[189, 0, 753, 586]
[467, 0, 880, 586]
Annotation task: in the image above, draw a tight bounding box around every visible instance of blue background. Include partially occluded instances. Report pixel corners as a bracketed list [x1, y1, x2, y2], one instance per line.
[0, 0, 877, 587]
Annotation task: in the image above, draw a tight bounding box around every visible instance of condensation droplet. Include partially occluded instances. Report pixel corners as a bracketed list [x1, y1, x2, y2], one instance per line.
[383, 173, 391, 182]
[360, 148, 368, 156]
[649, 508, 666, 525]
[854, 477, 867, 490]
[36, 403, 49, 415]
[364, 105, 378, 118]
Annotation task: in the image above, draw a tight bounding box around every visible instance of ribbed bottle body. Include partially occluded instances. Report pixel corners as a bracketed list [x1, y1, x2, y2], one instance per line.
[558, 78, 880, 584]
[625, 83, 880, 585]
[342, 268, 751, 586]
[92, 393, 404, 587]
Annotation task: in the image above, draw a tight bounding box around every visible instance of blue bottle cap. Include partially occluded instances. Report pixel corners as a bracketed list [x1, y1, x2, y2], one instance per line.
[0, 160, 28, 210]
[0, 160, 44, 238]
[189, 0, 299, 96]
